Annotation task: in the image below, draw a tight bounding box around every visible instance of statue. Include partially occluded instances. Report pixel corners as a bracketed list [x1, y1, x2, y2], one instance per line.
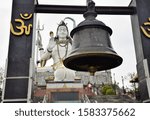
[37, 20, 75, 81]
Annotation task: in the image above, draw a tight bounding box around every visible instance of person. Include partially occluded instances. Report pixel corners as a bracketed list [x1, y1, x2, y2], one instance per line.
[37, 20, 75, 81]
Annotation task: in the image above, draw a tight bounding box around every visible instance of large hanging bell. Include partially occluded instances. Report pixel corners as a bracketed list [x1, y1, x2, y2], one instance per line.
[63, 1, 123, 75]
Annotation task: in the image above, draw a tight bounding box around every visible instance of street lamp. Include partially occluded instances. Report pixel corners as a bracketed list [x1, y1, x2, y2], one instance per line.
[130, 75, 139, 100]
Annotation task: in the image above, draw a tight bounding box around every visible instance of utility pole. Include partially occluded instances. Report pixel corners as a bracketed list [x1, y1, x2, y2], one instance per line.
[121, 76, 125, 94]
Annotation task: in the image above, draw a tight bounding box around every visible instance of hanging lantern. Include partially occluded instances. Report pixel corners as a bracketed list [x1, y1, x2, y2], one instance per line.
[63, 1, 123, 75]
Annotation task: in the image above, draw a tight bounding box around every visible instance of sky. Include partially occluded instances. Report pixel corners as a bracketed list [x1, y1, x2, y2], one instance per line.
[0, 0, 136, 88]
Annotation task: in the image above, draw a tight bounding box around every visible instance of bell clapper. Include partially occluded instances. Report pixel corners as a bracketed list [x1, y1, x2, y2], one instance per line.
[88, 66, 97, 76]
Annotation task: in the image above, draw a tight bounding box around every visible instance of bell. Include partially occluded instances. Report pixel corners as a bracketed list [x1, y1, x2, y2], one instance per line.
[63, 1, 123, 75]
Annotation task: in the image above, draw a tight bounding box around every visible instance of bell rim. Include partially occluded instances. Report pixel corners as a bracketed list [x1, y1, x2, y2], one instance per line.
[63, 52, 123, 72]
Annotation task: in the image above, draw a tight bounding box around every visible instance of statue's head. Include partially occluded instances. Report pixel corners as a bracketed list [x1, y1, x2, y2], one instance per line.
[56, 21, 69, 39]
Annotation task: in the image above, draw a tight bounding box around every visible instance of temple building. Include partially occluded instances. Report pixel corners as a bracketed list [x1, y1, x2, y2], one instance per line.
[33, 66, 112, 103]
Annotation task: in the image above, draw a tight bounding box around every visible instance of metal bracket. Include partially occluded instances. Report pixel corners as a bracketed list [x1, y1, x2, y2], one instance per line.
[35, 5, 136, 15]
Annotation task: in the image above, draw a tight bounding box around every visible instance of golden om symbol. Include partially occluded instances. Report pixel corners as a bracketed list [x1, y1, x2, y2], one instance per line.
[10, 13, 32, 36]
[141, 18, 150, 38]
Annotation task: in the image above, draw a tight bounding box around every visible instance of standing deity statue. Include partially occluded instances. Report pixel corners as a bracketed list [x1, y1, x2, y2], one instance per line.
[37, 21, 75, 81]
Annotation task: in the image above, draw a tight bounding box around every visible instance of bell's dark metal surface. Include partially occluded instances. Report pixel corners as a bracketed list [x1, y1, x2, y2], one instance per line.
[63, 1, 123, 75]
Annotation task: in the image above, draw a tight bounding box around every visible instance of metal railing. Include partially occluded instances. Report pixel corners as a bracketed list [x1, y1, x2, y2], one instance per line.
[82, 94, 90, 103]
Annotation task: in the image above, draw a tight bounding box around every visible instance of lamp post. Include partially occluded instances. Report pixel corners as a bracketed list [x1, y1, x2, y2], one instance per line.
[130, 75, 139, 100]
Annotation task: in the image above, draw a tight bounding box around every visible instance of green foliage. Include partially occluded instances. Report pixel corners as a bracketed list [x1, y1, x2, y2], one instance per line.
[105, 89, 116, 95]
[101, 85, 111, 95]
[101, 84, 116, 95]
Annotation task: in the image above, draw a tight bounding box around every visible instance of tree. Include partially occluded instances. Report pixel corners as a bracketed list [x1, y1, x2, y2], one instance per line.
[101, 84, 116, 95]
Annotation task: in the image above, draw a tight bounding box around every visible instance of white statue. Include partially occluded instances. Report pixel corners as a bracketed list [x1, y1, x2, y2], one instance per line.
[37, 21, 75, 81]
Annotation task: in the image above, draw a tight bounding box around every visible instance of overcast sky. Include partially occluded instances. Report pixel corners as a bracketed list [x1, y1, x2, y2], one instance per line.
[0, 0, 136, 87]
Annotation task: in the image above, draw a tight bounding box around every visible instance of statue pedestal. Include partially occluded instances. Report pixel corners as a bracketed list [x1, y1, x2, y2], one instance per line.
[46, 81, 83, 103]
